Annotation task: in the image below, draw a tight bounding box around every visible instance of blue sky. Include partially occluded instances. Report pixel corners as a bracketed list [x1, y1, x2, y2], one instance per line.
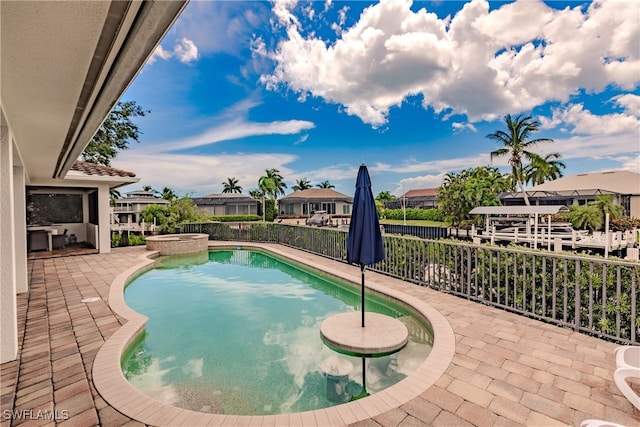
[117, 0, 639, 198]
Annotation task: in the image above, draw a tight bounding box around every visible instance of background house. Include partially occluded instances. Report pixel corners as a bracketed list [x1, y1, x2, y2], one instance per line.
[193, 193, 259, 216]
[1, 0, 187, 362]
[278, 188, 353, 216]
[385, 188, 439, 210]
[500, 170, 640, 218]
[111, 189, 170, 230]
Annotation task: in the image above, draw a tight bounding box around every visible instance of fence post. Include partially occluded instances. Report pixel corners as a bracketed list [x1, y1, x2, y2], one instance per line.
[574, 261, 581, 332]
[466, 247, 472, 297]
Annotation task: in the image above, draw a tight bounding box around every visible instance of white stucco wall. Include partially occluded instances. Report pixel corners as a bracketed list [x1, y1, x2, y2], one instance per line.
[98, 184, 111, 253]
[1, 112, 18, 363]
[13, 165, 28, 293]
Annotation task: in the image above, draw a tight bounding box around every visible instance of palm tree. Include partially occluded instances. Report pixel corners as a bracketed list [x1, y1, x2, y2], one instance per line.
[142, 185, 157, 194]
[257, 178, 277, 222]
[487, 114, 553, 205]
[591, 194, 624, 227]
[161, 187, 177, 201]
[524, 153, 565, 186]
[292, 178, 312, 191]
[316, 180, 335, 189]
[222, 177, 243, 194]
[569, 204, 602, 232]
[375, 191, 395, 203]
[260, 169, 287, 199]
[248, 189, 263, 200]
[109, 188, 122, 205]
[375, 191, 395, 219]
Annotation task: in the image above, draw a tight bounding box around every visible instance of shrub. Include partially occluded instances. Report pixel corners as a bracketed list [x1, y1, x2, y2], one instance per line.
[205, 215, 262, 222]
[111, 232, 121, 248]
[611, 217, 640, 232]
[383, 208, 444, 222]
[127, 234, 146, 246]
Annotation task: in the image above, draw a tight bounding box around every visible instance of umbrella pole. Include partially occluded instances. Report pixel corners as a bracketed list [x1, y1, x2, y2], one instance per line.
[361, 264, 365, 327]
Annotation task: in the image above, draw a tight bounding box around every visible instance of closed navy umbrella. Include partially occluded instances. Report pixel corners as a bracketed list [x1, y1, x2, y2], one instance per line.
[347, 164, 386, 327]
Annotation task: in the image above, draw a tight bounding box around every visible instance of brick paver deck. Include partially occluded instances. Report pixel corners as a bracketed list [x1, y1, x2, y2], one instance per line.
[1, 245, 638, 426]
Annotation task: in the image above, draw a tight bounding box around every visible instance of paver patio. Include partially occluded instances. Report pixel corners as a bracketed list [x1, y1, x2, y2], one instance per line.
[1, 245, 638, 426]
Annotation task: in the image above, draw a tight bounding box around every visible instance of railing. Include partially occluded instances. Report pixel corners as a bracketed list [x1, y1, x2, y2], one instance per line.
[383, 224, 449, 239]
[182, 222, 639, 344]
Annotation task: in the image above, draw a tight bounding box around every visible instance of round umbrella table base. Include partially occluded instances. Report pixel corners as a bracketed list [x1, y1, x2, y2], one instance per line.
[320, 312, 409, 357]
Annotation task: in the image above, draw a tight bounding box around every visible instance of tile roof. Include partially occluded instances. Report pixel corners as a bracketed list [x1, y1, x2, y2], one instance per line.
[71, 160, 136, 178]
[402, 188, 438, 198]
[280, 188, 352, 201]
[193, 193, 258, 205]
[529, 170, 640, 195]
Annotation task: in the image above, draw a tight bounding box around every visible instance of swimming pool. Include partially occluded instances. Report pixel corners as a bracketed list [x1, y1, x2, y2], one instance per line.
[122, 249, 433, 416]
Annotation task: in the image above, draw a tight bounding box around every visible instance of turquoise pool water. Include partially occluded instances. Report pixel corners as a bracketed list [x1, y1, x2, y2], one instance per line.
[122, 249, 433, 415]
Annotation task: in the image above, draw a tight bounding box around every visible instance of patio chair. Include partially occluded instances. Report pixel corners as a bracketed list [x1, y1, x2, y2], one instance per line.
[614, 345, 640, 410]
[52, 234, 66, 250]
[28, 230, 48, 252]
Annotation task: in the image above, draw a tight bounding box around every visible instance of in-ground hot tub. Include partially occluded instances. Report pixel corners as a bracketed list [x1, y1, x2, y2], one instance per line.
[145, 233, 208, 255]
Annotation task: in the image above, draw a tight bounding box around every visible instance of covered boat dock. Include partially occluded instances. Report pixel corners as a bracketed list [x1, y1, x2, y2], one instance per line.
[469, 205, 637, 257]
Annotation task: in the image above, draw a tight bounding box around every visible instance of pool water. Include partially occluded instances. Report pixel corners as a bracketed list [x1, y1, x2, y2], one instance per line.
[122, 249, 433, 415]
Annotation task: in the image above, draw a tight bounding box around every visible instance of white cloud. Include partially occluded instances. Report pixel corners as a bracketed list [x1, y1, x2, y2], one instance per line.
[289, 163, 358, 185]
[154, 118, 315, 152]
[452, 122, 477, 133]
[147, 38, 199, 65]
[612, 94, 640, 116]
[272, 0, 300, 27]
[148, 45, 172, 64]
[393, 172, 448, 195]
[541, 103, 640, 135]
[616, 154, 640, 173]
[116, 152, 298, 196]
[546, 133, 640, 161]
[174, 38, 199, 64]
[260, 0, 639, 126]
[293, 134, 309, 145]
[171, 1, 269, 56]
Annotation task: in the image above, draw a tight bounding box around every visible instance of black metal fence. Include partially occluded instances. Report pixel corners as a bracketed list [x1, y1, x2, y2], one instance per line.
[182, 222, 639, 344]
[383, 224, 449, 239]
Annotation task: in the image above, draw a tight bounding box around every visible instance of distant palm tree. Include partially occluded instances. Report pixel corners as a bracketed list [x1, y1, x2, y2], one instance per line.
[487, 114, 553, 205]
[260, 169, 287, 199]
[109, 188, 122, 205]
[248, 189, 263, 200]
[142, 185, 157, 194]
[591, 194, 624, 225]
[292, 178, 312, 191]
[375, 191, 395, 203]
[375, 191, 395, 219]
[316, 180, 335, 189]
[524, 153, 565, 186]
[222, 177, 243, 194]
[161, 187, 177, 201]
[569, 204, 602, 232]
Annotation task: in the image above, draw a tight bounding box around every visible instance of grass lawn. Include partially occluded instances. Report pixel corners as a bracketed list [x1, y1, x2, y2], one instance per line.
[380, 219, 450, 227]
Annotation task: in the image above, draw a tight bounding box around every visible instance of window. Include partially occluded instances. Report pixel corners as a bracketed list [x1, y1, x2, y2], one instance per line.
[27, 193, 83, 225]
[343, 205, 350, 215]
[322, 203, 336, 214]
[621, 195, 630, 216]
[283, 204, 295, 215]
[307, 202, 321, 213]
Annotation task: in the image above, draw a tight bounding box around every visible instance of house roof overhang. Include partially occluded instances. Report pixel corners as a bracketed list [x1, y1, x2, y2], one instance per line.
[64, 171, 140, 190]
[1, 0, 187, 183]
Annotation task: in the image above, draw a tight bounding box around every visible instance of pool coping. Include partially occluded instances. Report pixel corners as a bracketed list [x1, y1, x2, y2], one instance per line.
[92, 242, 456, 426]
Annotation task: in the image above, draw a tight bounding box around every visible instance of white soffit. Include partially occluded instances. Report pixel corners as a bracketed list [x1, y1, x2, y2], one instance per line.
[1, 1, 187, 182]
